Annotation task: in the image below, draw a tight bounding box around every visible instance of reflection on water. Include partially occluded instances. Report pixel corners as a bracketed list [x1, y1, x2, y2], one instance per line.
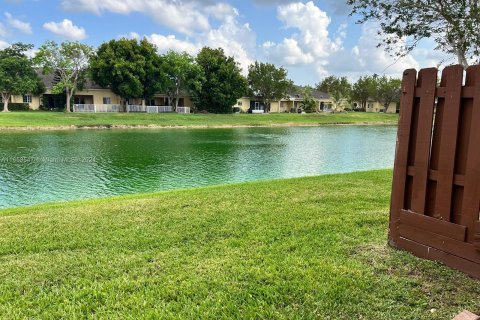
[0, 126, 397, 208]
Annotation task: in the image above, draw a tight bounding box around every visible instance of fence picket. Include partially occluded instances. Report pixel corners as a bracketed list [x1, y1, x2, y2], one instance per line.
[389, 69, 417, 241]
[461, 65, 480, 243]
[410, 68, 437, 215]
[432, 65, 464, 221]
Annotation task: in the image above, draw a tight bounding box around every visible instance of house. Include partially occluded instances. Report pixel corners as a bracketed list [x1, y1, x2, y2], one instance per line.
[233, 88, 333, 113]
[5, 73, 194, 112]
[365, 100, 398, 113]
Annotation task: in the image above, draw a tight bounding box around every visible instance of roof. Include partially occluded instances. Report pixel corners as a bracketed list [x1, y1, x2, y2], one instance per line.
[37, 71, 104, 90]
[244, 86, 330, 102]
[286, 86, 330, 100]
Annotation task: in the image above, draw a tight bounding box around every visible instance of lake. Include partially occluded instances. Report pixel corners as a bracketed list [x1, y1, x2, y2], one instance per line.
[0, 126, 397, 209]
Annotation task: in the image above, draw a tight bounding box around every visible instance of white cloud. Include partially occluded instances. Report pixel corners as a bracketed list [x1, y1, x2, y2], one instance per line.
[61, 0, 210, 36]
[43, 19, 87, 40]
[120, 2, 256, 74]
[0, 40, 9, 49]
[263, 39, 313, 65]
[146, 34, 200, 55]
[262, 1, 340, 77]
[350, 23, 419, 75]
[202, 16, 256, 73]
[319, 22, 420, 82]
[4, 12, 32, 34]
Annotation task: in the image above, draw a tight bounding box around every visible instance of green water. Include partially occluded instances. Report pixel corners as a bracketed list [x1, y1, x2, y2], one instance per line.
[0, 126, 397, 208]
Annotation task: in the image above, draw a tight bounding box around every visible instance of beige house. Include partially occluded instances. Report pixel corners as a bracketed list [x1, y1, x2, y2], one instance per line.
[365, 100, 398, 113]
[8, 94, 42, 110]
[5, 74, 193, 111]
[233, 88, 333, 113]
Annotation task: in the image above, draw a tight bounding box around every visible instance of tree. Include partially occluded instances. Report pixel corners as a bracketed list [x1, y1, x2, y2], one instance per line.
[247, 62, 293, 113]
[300, 86, 317, 113]
[90, 38, 166, 104]
[191, 47, 247, 114]
[35, 41, 93, 112]
[351, 75, 378, 111]
[316, 76, 351, 112]
[0, 43, 42, 112]
[374, 76, 401, 112]
[348, 0, 480, 68]
[162, 51, 201, 111]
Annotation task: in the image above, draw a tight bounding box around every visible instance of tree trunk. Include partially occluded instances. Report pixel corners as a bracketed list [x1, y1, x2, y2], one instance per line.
[2, 100, 9, 112]
[361, 101, 367, 112]
[1, 93, 10, 112]
[457, 50, 469, 69]
[175, 87, 179, 112]
[66, 89, 72, 113]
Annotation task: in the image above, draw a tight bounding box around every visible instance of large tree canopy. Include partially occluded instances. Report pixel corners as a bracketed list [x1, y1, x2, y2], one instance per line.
[374, 76, 401, 111]
[348, 0, 480, 68]
[351, 75, 378, 111]
[191, 47, 247, 114]
[0, 43, 42, 112]
[35, 41, 93, 112]
[90, 38, 166, 102]
[247, 62, 293, 113]
[162, 51, 202, 111]
[316, 76, 351, 102]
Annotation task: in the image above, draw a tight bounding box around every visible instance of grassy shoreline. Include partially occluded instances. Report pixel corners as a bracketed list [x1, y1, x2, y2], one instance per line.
[0, 170, 478, 319]
[0, 112, 399, 130]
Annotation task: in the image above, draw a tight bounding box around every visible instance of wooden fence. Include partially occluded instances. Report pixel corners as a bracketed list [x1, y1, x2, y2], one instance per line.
[390, 65, 480, 279]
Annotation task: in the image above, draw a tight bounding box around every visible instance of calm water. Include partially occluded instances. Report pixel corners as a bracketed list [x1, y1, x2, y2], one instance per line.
[0, 126, 397, 209]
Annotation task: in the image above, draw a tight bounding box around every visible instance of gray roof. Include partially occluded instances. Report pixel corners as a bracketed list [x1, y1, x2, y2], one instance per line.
[287, 86, 330, 100]
[38, 71, 104, 90]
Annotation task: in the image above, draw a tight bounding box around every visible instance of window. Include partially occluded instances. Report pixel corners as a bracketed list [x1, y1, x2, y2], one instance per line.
[23, 95, 32, 103]
[254, 102, 261, 110]
[75, 97, 86, 104]
[237, 101, 242, 106]
[103, 97, 111, 104]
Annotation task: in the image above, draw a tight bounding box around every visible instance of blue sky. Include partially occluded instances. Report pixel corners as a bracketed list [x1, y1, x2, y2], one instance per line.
[0, 0, 450, 85]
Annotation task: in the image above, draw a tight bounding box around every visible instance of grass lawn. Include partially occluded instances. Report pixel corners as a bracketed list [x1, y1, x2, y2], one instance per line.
[0, 170, 478, 318]
[0, 112, 398, 129]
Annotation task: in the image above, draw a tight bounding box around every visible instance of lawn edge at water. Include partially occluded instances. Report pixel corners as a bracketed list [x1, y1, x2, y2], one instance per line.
[0, 170, 377, 215]
[0, 112, 399, 130]
[0, 121, 397, 131]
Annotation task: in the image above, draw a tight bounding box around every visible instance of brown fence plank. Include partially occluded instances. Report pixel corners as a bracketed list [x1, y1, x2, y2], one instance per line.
[461, 65, 480, 243]
[397, 224, 480, 264]
[389, 69, 417, 243]
[399, 210, 466, 241]
[410, 68, 437, 215]
[396, 237, 480, 279]
[432, 65, 464, 221]
[475, 222, 480, 251]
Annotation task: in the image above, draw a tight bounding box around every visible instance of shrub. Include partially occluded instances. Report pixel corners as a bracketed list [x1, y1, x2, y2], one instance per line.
[0, 103, 30, 111]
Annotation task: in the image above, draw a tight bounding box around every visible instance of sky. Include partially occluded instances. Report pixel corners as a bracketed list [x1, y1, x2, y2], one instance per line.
[0, 0, 454, 85]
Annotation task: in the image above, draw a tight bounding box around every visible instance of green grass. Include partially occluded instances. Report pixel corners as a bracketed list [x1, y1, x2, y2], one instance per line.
[0, 170, 478, 319]
[0, 112, 399, 129]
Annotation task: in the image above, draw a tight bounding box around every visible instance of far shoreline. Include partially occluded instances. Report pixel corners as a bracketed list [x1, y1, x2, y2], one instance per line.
[0, 121, 398, 132]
